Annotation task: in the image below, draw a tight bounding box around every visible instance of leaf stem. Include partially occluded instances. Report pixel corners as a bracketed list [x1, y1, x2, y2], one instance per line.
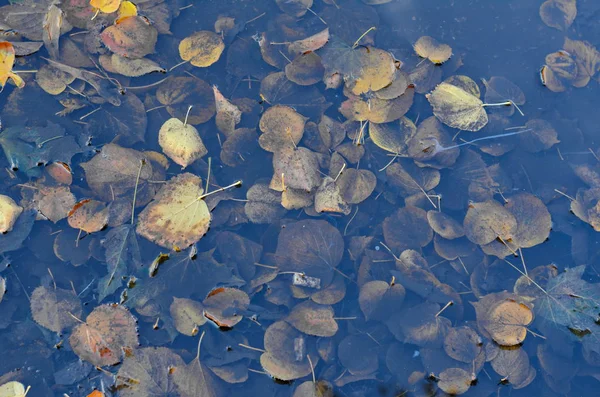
[352, 26, 376, 49]
[131, 159, 145, 225]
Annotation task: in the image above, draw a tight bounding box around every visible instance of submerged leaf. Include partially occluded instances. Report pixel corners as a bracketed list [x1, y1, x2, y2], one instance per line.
[286, 301, 338, 337]
[31, 286, 82, 333]
[540, 0, 577, 31]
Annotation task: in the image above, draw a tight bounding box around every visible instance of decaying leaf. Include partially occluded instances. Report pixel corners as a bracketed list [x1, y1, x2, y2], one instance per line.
[158, 117, 207, 168]
[563, 37, 600, 87]
[273, 147, 321, 192]
[99, 54, 165, 77]
[504, 192, 551, 248]
[244, 183, 285, 224]
[179, 31, 225, 68]
[69, 304, 139, 366]
[0, 195, 23, 233]
[437, 368, 473, 395]
[203, 287, 250, 328]
[101, 16, 158, 59]
[30, 286, 82, 333]
[340, 87, 415, 123]
[156, 76, 216, 125]
[336, 168, 376, 204]
[259, 105, 307, 153]
[540, 50, 577, 92]
[35, 64, 75, 95]
[68, 200, 109, 233]
[137, 173, 210, 249]
[414, 36, 452, 64]
[170, 297, 207, 337]
[286, 301, 338, 337]
[426, 82, 488, 132]
[472, 292, 533, 346]
[463, 200, 517, 246]
[540, 0, 576, 31]
[383, 206, 433, 252]
[359, 280, 405, 321]
[369, 117, 416, 155]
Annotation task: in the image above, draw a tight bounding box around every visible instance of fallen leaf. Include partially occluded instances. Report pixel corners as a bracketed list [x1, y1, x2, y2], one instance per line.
[437, 368, 472, 395]
[158, 118, 207, 168]
[170, 297, 206, 336]
[285, 301, 338, 337]
[0, 195, 23, 233]
[463, 200, 517, 245]
[563, 37, 600, 87]
[259, 105, 307, 153]
[68, 199, 109, 233]
[179, 31, 225, 67]
[426, 82, 488, 132]
[473, 292, 533, 346]
[273, 147, 321, 192]
[101, 16, 158, 59]
[91, 0, 121, 14]
[203, 287, 250, 329]
[99, 54, 165, 77]
[30, 286, 82, 333]
[540, 0, 577, 31]
[156, 76, 215, 125]
[414, 36, 452, 64]
[0, 42, 24, 88]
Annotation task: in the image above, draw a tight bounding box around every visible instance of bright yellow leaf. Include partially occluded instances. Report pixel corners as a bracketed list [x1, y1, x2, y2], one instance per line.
[116, 1, 137, 23]
[90, 0, 121, 14]
[0, 42, 24, 89]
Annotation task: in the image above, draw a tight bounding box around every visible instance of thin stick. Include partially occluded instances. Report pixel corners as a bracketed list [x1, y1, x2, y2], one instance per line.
[333, 317, 357, 320]
[306, 7, 327, 25]
[554, 189, 575, 201]
[334, 163, 346, 182]
[10, 265, 30, 302]
[183, 105, 193, 127]
[78, 278, 95, 297]
[435, 301, 454, 317]
[197, 181, 242, 201]
[502, 259, 547, 295]
[169, 60, 189, 72]
[352, 26, 376, 49]
[526, 328, 546, 339]
[126, 77, 168, 90]
[278, 50, 292, 63]
[238, 343, 266, 353]
[417, 183, 437, 209]
[510, 100, 525, 116]
[79, 107, 100, 120]
[47, 268, 57, 290]
[378, 153, 398, 172]
[253, 262, 278, 269]
[205, 157, 212, 195]
[179, 4, 193, 10]
[518, 248, 528, 277]
[146, 105, 167, 113]
[307, 354, 316, 385]
[67, 311, 85, 323]
[344, 206, 359, 236]
[246, 12, 266, 24]
[131, 159, 145, 225]
[379, 241, 400, 262]
[481, 101, 512, 107]
[248, 368, 269, 375]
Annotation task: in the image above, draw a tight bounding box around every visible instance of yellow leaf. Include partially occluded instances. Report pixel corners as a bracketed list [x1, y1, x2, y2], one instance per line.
[0, 42, 24, 88]
[0, 381, 30, 397]
[179, 31, 225, 68]
[137, 173, 211, 249]
[90, 0, 121, 14]
[0, 194, 23, 233]
[414, 36, 452, 65]
[158, 117, 208, 168]
[426, 82, 488, 132]
[116, 0, 137, 23]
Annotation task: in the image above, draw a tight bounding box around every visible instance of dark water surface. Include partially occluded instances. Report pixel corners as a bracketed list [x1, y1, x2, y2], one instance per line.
[0, 0, 600, 396]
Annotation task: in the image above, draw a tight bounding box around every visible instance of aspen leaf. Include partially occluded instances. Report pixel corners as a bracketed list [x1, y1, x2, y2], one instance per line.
[158, 118, 207, 168]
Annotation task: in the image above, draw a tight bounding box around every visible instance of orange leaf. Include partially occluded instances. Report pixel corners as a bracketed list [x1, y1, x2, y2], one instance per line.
[0, 41, 24, 88]
[87, 391, 105, 397]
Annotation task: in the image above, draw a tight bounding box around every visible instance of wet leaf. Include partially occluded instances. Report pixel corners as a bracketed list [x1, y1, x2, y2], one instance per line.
[518, 119, 559, 152]
[409, 60, 442, 94]
[0, 277, 5, 304]
[286, 301, 338, 337]
[213, 85, 242, 136]
[244, 183, 285, 224]
[30, 286, 82, 333]
[179, 31, 224, 67]
[157, 76, 215, 125]
[336, 168, 376, 204]
[68, 199, 109, 233]
[407, 116, 459, 169]
[482, 76, 525, 116]
[285, 52, 325, 86]
[0, 382, 30, 397]
[426, 82, 488, 132]
[276, 0, 312, 17]
[369, 117, 416, 154]
[99, 54, 165, 77]
[490, 346, 535, 388]
[203, 287, 249, 328]
[172, 337, 221, 397]
[43, 5, 63, 59]
[375, 70, 410, 100]
[101, 16, 158, 59]
[98, 224, 141, 301]
[35, 64, 75, 95]
[437, 368, 472, 395]
[340, 86, 415, 123]
[338, 334, 378, 375]
[117, 347, 185, 396]
[220, 128, 260, 167]
[275, 219, 343, 287]
[414, 36, 452, 64]
[540, 50, 577, 92]
[504, 192, 551, 248]
[91, 0, 121, 14]
[359, 280, 405, 321]
[314, 176, 351, 215]
[81, 144, 161, 204]
[0, 195, 23, 233]
[170, 297, 206, 336]
[0, 122, 81, 174]
[293, 380, 333, 397]
[427, 211, 464, 240]
[159, 118, 208, 168]
[69, 304, 139, 366]
[563, 37, 600, 87]
[137, 173, 210, 249]
[344, 47, 396, 95]
[463, 200, 517, 246]
[540, 0, 577, 31]
[259, 105, 307, 153]
[386, 159, 440, 198]
[0, 42, 24, 88]
[260, 321, 317, 381]
[473, 292, 533, 346]
[443, 326, 482, 363]
[387, 301, 451, 347]
[273, 147, 321, 192]
[383, 206, 433, 252]
[288, 28, 329, 56]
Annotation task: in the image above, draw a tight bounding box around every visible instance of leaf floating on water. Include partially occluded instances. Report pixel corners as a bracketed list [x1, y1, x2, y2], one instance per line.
[213, 85, 242, 136]
[203, 287, 250, 329]
[386, 301, 451, 347]
[482, 76, 525, 116]
[0, 381, 31, 397]
[68, 199, 109, 233]
[30, 286, 82, 333]
[158, 117, 208, 168]
[562, 37, 600, 87]
[172, 335, 221, 397]
[69, 304, 139, 367]
[99, 224, 141, 301]
[276, 0, 312, 17]
[437, 367, 473, 395]
[383, 206, 433, 252]
[504, 192, 551, 248]
[179, 31, 225, 68]
[336, 168, 376, 204]
[344, 47, 396, 95]
[288, 28, 330, 56]
[427, 211, 464, 240]
[136, 173, 210, 249]
[42, 5, 64, 60]
[340, 86, 415, 123]
[117, 347, 185, 396]
[358, 280, 405, 321]
[490, 345, 535, 389]
[463, 200, 517, 246]
[0, 195, 23, 233]
[426, 82, 488, 132]
[443, 326, 483, 364]
[260, 321, 318, 381]
[99, 54, 165, 77]
[170, 297, 206, 336]
[157, 76, 216, 125]
[285, 52, 325, 86]
[539, 0, 577, 31]
[0, 42, 25, 88]
[540, 50, 577, 92]
[369, 117, 416, 155]
[101, 16, 158, 59]
[292, 380, 334, 397]
[314, 176, 351, 215]
[244, 183, 286, 224]
[414, 36, 452, 65]
[285, 300, 338, 337]
[273, 147, 322, 192]
[338, 333, 379, 376]
[35, 64, 75, 95]
[472, 292, 533, 346]
[91, 0, 121, 14]
[259, 105, 307, 153]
